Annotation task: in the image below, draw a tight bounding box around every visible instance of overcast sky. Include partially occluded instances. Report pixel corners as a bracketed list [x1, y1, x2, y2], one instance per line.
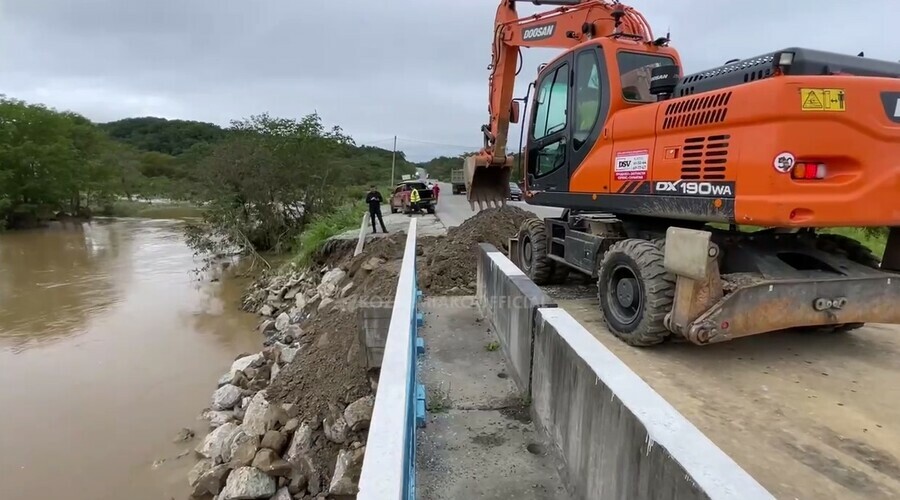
[2, 0, 898, 161]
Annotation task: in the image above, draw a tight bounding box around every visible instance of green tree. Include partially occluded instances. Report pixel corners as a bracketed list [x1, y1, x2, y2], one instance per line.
[185, 112, 355, 255]
[0, 97, 119, 227]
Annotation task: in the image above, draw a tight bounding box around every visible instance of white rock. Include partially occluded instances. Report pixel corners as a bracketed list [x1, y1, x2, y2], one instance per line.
[242, 391, 274, 436]
[283, 286, 301, 300]
[270, 362, 280, 384]
[231, 354, 263, 377]
[258, 304, 274, 317]
[220, 466, 276, 500]
[361, 257, 384, 271]
[279, 345, 300, 365]
[188, 458, 213, 489]
[324, 414, 349, 444]
[194, 463, 231, 497]
[294, 294, 307, 311]
[227, 430, 260, 466]
[271, 486, 292, 500]
[284, 423, 313, 465]
[343, 395, 375, 431]
[317, 268, 346, 298]
[339, 282, 355, 298]
[274, 312, 290, 332]
[196, 422, 240, 461]
[217, 372, 232, 387]
[206, 410, 235, 428]
[318, 297, 335, 312]
[212, 384, 243, 411]
[328, 447, 365, 496]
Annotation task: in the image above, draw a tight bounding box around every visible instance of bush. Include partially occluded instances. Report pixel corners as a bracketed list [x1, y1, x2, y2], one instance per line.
[292, 200, 366, 266]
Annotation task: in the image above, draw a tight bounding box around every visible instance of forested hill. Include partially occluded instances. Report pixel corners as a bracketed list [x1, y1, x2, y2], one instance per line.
[99, 117, 227, 156]
[0, 96, 416, 229]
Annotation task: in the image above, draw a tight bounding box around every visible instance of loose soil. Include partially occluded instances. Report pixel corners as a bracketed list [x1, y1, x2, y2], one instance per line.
[267, 306, 371, 480]
[262, 207, 535, 483]
[419, 206, 535, 295]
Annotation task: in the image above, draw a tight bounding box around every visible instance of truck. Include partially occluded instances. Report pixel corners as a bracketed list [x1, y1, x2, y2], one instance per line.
[464, 0, 900, 347]
[390, 180, 436, 214]
[450, 168, 466, 195]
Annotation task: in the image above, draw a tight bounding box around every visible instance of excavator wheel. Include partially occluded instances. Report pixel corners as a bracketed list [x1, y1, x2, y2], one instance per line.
[597, 239, 675, 346]
[517, 218, 554, 285]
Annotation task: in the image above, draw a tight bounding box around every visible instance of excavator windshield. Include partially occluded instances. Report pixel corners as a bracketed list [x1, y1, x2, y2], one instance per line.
[618, 51, 675, 103]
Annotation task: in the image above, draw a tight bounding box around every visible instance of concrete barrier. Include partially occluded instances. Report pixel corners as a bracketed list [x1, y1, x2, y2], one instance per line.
[358, 218, 425, 500]
[476, 243, 557, 394]
[531, 308, 773, 499]
[477, 244, 774, 499]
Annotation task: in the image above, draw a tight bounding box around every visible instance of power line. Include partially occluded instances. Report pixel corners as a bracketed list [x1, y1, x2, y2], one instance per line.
[362, 136, 480, 151]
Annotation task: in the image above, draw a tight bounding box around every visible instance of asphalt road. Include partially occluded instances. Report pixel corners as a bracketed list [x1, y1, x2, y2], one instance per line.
[432, 181, 562, 228]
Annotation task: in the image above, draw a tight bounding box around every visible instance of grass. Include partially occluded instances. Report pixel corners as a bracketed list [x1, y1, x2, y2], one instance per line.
[820, 227, 887, 257]
[291, 199, 367, 267]
[485, 341, 500, 352]
[290, 183, 398, 267]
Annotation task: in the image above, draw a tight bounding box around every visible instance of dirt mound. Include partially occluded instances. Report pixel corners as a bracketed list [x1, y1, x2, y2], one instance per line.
[419, 206, 535, 295]
[267, 306, 371, 480]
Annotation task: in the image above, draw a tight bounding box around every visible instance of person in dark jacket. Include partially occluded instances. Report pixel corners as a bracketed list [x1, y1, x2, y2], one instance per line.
[365, 185, 388, 233]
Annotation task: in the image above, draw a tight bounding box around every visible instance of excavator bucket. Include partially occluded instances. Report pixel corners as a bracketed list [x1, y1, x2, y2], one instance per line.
[464, 154, 512, 211]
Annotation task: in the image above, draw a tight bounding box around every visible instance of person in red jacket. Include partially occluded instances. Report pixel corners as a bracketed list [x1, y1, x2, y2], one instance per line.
[432, 183, 440, 202]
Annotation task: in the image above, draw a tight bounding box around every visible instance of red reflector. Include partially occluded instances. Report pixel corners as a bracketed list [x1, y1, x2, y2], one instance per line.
[804, 164, 817, 179]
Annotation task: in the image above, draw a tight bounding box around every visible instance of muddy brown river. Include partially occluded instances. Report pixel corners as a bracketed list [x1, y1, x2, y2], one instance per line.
[0, 218, 260, 500]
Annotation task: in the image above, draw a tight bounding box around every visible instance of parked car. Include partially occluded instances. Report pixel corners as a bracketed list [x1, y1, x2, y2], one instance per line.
[390, 181, 436, 214]
[508, 182, 523, 201]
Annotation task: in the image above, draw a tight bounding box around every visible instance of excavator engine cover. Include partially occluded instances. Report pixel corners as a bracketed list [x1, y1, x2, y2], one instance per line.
[464, 155, 512, 210]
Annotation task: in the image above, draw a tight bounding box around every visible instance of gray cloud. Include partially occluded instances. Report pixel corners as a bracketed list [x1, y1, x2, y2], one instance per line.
[2, 0, 898, 161]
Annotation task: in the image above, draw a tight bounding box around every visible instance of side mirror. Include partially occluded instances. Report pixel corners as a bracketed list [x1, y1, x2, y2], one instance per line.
[509, 101, 521, 124]
[649, 65, 680, 101]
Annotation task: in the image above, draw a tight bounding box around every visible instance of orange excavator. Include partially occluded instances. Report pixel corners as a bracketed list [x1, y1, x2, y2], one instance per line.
[466, 0, 900, 346]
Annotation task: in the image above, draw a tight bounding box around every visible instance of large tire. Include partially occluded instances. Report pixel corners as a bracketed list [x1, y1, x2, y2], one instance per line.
[597, 239, 675, 346]
[518, 218, 554, 285]
[816, 233, 881, 268]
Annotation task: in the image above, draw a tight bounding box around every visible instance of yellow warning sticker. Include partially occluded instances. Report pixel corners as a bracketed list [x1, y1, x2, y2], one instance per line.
[801, 88, 846, 112]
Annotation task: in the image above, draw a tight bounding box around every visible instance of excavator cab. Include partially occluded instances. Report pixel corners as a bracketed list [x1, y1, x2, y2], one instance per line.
[522, 39, 678, 197]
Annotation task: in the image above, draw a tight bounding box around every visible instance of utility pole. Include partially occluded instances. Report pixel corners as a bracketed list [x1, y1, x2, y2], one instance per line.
[390, 135, 397, 187]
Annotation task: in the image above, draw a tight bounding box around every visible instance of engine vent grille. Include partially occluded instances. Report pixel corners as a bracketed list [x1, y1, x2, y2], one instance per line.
[680, 135, 730, 180]
[662, 91, 732, 130]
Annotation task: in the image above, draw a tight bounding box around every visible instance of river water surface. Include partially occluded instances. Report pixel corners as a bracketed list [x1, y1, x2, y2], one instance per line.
[0, 218, 260, 499]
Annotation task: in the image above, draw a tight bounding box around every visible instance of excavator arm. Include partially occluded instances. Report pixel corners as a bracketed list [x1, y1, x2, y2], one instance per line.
[466, 0, 654, 209]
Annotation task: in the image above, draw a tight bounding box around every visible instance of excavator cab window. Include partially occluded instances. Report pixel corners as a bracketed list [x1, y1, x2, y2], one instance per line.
[618, 51, 676, 103]
[531, 63, 569, 176]
[574, 50, 602, 150]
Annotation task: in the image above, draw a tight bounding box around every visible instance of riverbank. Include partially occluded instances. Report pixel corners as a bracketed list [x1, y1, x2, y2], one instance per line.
[184, 206, 536, 499]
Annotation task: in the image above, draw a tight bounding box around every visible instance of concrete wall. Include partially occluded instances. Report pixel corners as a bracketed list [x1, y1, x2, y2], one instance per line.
[476, 243, 557, 394]
[531, 308, 773, 500]
[476, 243, 774, 500]
[357, 305, 392, 369]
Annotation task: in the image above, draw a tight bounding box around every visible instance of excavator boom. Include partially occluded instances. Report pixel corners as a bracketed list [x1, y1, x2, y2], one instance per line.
[466, 0, 653, 209]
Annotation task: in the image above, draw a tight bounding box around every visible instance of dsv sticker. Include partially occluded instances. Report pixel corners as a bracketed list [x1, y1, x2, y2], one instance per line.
[654, 180, 735, 197]
[773, 152, 795, 173]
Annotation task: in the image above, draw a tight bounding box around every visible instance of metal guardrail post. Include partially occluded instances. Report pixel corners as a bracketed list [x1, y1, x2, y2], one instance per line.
[358, 218, 426, 500]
